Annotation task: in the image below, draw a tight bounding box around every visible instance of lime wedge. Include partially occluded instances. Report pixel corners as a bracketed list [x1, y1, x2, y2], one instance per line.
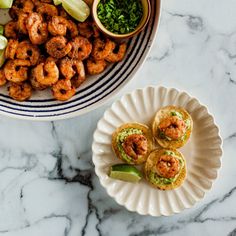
[53, 0, 62, 5]
[0, 25, 4, 35]
[62, 0, 90, 22]
[0, 0, 13, 8]
[0, 35, 7, 50]
[0, 49, 5, 68]
[109, 164, 142, 183]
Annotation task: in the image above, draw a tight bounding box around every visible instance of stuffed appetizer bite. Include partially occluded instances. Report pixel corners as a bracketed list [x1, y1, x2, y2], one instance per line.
[112, 123, 153, 165]
[144, 149, 186, 190]
[152, 106, 193, 148]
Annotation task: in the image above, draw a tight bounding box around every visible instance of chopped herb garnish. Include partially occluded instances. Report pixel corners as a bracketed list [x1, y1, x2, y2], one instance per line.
[185, 119, 191, 129]
[97, 0, 143, 34]
[170, 111, 183, 119]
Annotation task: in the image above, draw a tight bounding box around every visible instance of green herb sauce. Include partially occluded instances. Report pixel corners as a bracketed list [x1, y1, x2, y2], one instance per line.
[97, 0, 143, 34]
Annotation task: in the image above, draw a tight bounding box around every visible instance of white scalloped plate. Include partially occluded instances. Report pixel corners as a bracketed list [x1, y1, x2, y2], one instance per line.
[92, 86, 222, 216]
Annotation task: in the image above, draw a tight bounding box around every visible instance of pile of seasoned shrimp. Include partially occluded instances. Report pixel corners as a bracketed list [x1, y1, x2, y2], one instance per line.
[1, 0, 127, 101]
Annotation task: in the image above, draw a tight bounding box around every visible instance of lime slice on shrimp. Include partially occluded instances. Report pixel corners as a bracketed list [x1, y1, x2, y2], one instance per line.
[0, 0, 13, 8]
[62, 0, 90, 22]
[109, 164, 142, 183]
[0, 35, 7, 50]
[53, 0, 62, 5]
[0, 50, 5, 68]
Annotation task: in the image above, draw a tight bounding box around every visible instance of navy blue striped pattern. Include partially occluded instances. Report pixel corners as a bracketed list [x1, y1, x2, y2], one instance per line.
[0, 1, 160, 119]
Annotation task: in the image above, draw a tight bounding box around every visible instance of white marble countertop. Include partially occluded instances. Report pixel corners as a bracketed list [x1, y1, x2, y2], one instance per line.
[1, 0, 236, 235]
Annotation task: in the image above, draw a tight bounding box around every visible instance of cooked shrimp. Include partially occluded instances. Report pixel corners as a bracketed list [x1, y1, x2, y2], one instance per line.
[36, 55, 46, 64]
[59, 57, 75, 79]
[66, 20, 79, 38]
[4, 59, 31, 83]
[48, 16, 67, 36]
[15, 41, 40, 66]
[91, 22, 100, 38]
[48, 16, 78, 38]
[31, 60, 59, 86]
[30, 71, 48, 90]
[58, 7, 70, 19]
[10, 0, 34, 19]
[78, 21, 100, 38]
[71, 61, 86, 88]
[45, 56, 58, 63]
[159, 116, 187, 140]
[31, 0, 40, 5]
[83, 0, 93, 6]
[27, 13, 48, 45]
[5, 39, 19, 60]
[33, 0, 53, 5]
[8, 82, 32, 101]
[52, 79, 76, 101]
[122, 134, 148, 159]
[18, 13, 29, 34]
[9, 8, 20, 21]
[106, 43, 127, 62]
[86, 58, 107, 75]
[36, 3, 58, 20]
[156, 155, 180, 178]
[16, 0, 34, 13]
[4, 21, 18, 39]
[92, 38, 114, 60]
[41, 0, 53, 3]
[68, 36, 92, 60]
[60, 58, 85, 88]
[46, 36, 72, 59]
[78, 22, 93, 38]
[0, 70, 7, 86]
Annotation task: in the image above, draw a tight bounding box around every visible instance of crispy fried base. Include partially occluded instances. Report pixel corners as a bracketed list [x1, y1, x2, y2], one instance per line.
[144, 148, 186, 190]
[152, 105, 193, 149]
[112, 123, 153, 165]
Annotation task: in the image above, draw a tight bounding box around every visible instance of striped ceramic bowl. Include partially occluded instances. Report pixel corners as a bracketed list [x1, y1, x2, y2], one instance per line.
[0, 0, 161, 120]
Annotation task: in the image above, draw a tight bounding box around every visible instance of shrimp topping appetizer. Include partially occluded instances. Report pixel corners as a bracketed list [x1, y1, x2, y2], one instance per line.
[159, 116, 187, 141]
[122, 134, 148, 160]
[145, 149, 186, 190]
[1, 0, 129, 101]
[152, 106, 193, 149]
[156, 154, 180, 178]
[112, 123, 153, 165]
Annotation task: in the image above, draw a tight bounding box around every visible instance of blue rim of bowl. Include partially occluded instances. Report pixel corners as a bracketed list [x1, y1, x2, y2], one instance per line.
[0, 0, 162, 121]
